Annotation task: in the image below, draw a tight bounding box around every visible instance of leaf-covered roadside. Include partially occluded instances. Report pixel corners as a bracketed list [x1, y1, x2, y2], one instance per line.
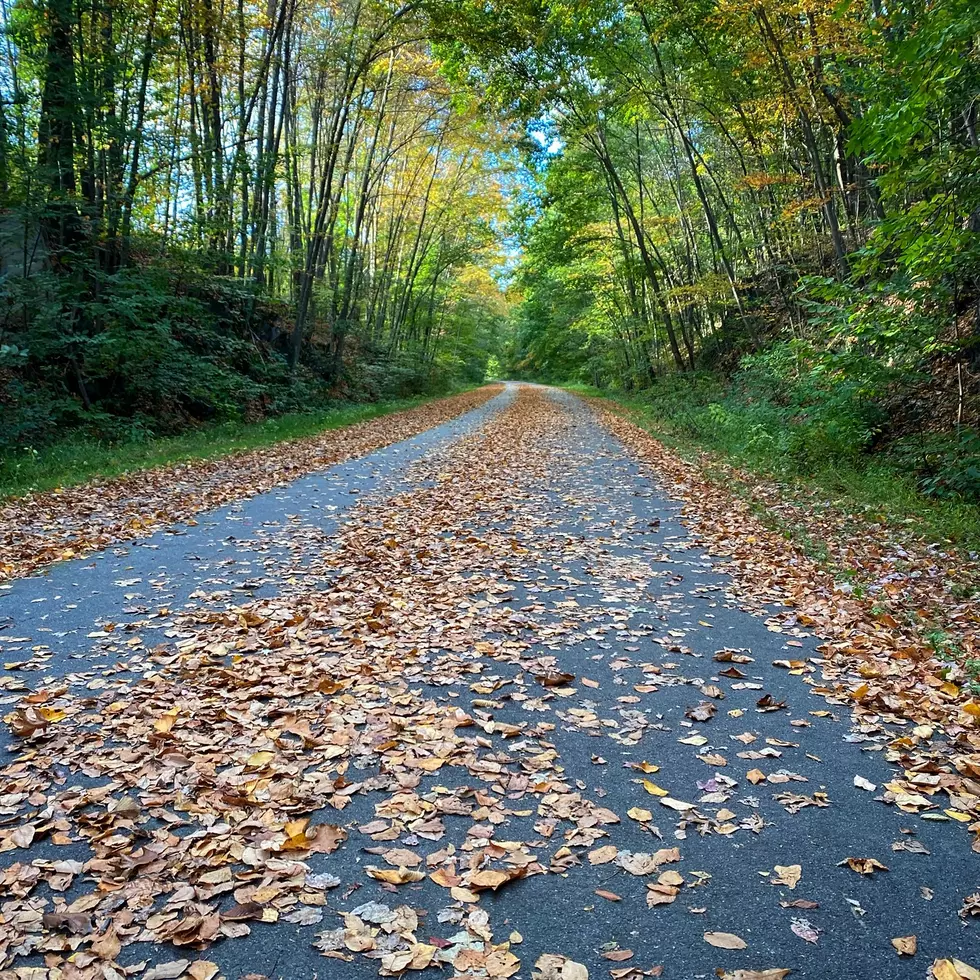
[1, 385, 978, 980]
[595, 402, 980, 852]
[0, 387, 633, 978]
[0, 386, 502, 583]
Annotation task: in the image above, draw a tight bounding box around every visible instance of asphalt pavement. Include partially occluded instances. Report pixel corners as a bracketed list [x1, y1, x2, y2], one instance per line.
[1, 384, 976, 980]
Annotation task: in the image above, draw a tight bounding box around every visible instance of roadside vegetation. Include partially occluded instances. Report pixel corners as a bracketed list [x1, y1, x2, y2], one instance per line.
[469, 0, 980, 570]
[568, 376, 980, 557]
[0, 388, 481, 500]
[0, 0, 511, 460]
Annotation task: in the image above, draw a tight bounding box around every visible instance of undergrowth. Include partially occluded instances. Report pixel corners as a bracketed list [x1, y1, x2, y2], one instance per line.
[567, 376, 980, 558]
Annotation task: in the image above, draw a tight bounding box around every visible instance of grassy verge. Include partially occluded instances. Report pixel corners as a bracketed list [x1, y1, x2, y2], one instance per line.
[0, 389, 477, 501]
[565, 382, 980, 559]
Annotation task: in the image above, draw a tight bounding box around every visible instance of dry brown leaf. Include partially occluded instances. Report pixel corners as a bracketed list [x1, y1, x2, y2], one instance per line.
[595, 889, 622, 902]
[686, 702, 717, 723]
[704, 932, 748, 950]
[187, 962, 221, 980]
[771, 865, 801, 890]
[588, 845, 619, 865]
[534, 670, 576, 687]
[143, 963, 191, 980]
[533, 953, 589, 980]
[366, 867, 425, 885]
[838, 857, 888, 875]
[90, 927, 122, 961]
[383, 848, 422, 868]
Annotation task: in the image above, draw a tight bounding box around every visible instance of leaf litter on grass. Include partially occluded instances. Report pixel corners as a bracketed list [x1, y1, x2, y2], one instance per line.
[0, 386, 502, 582]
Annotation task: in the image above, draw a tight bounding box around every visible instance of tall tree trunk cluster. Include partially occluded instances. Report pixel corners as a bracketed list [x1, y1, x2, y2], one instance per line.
[4, 0, 507, 384]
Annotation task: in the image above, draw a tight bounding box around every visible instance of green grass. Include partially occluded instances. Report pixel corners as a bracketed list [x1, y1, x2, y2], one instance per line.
[565, 382, 980, 557]
[0, 389, 477, 501]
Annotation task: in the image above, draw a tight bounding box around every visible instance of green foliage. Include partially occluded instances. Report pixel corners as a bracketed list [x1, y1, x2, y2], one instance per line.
[0, 0, 513, 454]
[490, 0, 980, 524]
[580, 378, 980, 553]
[0, 245, 504, 452]
[891, 430, 980, 503]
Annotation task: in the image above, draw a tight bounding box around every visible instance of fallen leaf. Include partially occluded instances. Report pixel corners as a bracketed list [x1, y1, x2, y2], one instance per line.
[588, 845, 619, 865]
[366, 867, 425, 885]
[660, 797, 696, 812]
[771, 865, 801, 890]
[602, 950, 634, 962]
[91, 927, 122, 961]
[143, 963, 191, 980]
[534, 670, 575, 687]
[686, 702, 717, 723]
[838, 857, 888, 875]
[705, 932, 747, 950]
[789, 918, 820, 944]
[716, 972, 791, 980]
[188, 963, 220, 980]
[595, 889, 622, 902]
[533, 953, 589, 980]
[42, 912, 94, 936]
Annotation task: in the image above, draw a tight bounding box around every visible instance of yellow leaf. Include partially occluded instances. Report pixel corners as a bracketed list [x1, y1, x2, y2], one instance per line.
[945, 810, 972, 822]
[366, 867, 425, 885]
[642, 780, 668, 797]
[951, 960, 980, 980]
[772, 864, 801, 889]
[153, 708, 180, 734]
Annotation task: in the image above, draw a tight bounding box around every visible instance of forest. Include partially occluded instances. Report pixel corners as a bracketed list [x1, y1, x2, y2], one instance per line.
[2, 5, 980, 976]
[1, 0, 978, 506]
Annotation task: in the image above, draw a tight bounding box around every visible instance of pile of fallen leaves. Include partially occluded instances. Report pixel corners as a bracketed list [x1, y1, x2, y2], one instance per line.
[596, 402, 980, 853]
[0, 390, 632, 978]
[2, 386, 978, 980]
[0, 386, 502, 582]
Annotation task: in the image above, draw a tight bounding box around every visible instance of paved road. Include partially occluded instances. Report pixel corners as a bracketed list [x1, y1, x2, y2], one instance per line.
[1, 384, 976, 980]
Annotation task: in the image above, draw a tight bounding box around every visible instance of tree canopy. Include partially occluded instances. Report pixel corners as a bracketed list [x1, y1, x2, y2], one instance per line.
[1, 0, 978, 498]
